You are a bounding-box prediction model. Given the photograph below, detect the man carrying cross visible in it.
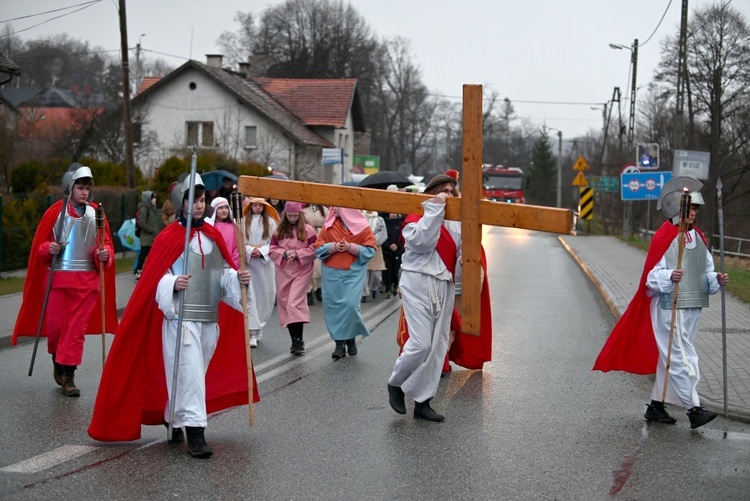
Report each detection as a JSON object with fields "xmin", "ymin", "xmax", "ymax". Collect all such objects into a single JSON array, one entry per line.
[{"xmin": 386, "ymin": 174, "xmax": 461, "ymax": 422}]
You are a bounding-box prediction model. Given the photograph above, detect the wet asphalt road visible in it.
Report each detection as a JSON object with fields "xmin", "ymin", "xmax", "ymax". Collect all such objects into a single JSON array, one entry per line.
[{"xmin": 1, "ymin": 226, "xmax": 748, "ymax": 500}]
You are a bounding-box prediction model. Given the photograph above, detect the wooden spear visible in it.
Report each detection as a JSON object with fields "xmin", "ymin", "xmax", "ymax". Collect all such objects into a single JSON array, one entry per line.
[
  {"xmin": 662, "ymin": 188, "xmax": 691, "ymax": 403},
  {"xmin": 231, "ymin": 190, "xmax": 255, "ymax": 426}
]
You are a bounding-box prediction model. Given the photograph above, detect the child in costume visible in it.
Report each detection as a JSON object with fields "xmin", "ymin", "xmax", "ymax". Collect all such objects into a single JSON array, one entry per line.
[
  {"xmin": 12, "ymin": 163, "xmax": 118, "ymax": 397},
  {"xmin": 89, "ymin": 173, "xmax": 258, "ymax": 459}
]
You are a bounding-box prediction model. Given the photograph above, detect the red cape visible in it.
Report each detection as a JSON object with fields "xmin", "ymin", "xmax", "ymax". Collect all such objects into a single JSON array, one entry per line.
[
  {"xmin": 12, "ymin": 199, "xmax": 118, "ymax": 345},
  {"xmin": 593, "ymin": 221, "xmax": 706, "ymax": 374},
  {"xmin": 396, "ymin": 222, "xmax": 492, "ymax": 371},
  {"xmin": 88, "ymin": 221, "xmax": 259, "ymax": 442}
]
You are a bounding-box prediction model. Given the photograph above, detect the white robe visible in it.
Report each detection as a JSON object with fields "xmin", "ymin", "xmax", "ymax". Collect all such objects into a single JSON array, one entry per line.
[
  {"xmin": 388, "ymin": 200, "xmax": 457, "ymax": 403},
  {"xmin": 155, "ymin": 232, "xmax": 244, "ymax": 428},
  {"xmin": 645, "ymin": 229, "xmax": 722, "ymax": 408},
  {"xmin": 245, "ymin": 214, "xmax": 277, "ymax": 333}
]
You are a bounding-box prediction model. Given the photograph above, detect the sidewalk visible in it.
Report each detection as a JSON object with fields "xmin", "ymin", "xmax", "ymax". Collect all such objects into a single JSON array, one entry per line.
[{"xmin": 560, "ymin": 234, "xmax": 750, "ymax": 421}]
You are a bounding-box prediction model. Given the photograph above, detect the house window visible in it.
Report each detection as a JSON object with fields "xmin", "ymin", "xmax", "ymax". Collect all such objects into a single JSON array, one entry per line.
[
  {"xmin": 186, "ymin": 121, "xmax": 214, "ymax": 147},
  {"xmin": 132, "ymin": 122, "xmax": 142, "ymax": 145},
  {"xmin": 244, "ymin": 125, "xmax": 257, "ymax": 149}
]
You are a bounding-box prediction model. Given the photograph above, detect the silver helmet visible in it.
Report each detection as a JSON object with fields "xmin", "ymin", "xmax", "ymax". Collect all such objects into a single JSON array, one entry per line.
[
  {"xmin": 657, "ymin": 176, "xmax": 703, "ymax": 219},
  {"xmin": 62, "ymin": 163, "xmax": 94, "ymax": 195},
  {"xmin": 170, "ymin": 172, "xmax": 205, "ymax": 217}
]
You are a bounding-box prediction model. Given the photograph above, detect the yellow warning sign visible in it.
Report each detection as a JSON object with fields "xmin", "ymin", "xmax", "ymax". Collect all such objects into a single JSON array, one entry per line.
[
  {"xmin": 573, "ymin": 156, "xmax": 589, "ymax": 171},
  {"xmin": 579, "ymin": 187, "xmax": 594, "ymax": 220},
  {"xmin": 572, "ymin": 171, "xmax": 588, "ymax": 187}
]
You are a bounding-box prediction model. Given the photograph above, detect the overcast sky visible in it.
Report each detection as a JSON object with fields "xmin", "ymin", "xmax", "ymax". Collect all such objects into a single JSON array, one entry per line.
[{"xmin": 3, "ymin": 0, "xmax": 748, "ymax": 139}]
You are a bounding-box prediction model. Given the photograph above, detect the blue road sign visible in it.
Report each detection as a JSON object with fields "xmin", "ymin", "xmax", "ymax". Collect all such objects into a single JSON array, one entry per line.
[{"xmin": 620, "ymin": 171, "xmax": 672, "ymax": 201}]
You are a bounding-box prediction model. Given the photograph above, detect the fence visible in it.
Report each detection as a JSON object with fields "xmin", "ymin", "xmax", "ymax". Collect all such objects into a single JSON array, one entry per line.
[
  {"xmin": 711, "ymin": 235, "xmax": 750, "ymax": 259},
  {"xmin": 0, "ymin": 190, "xmax": 140, "ymax": 272},
  {"xmin": 639, "ymin": 227, "xmax": 749, "ymax": 259}
]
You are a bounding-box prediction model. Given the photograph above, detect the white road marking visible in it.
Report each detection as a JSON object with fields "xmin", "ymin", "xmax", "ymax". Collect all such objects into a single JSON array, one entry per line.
[{"xmin": 1, "ymin": 445, "xmax": 98, "ymax": 474}]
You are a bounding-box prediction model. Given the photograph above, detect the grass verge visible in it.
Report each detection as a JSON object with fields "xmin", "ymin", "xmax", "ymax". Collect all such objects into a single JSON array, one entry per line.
[
  {"xmin": 621, "ymin": 236, "xmax": 750, "ymax": 304},
  {"xmin": 0, "ymin": 256, "xmax": 136, "ymax": 297}
]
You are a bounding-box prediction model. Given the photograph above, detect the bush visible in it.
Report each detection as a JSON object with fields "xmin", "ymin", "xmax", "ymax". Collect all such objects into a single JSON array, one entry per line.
[
  {"xmin": 1, "ymin": 195, "xmax": 42, "ymax": 271},
  {"xmin": 9, "ymin": 161, "xmax": 44, "ymax": 193}
]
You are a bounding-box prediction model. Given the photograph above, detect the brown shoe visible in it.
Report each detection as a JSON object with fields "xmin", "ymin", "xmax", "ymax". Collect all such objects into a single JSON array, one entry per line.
[{"xmin": 61, "ymin": 375, "xmax": 80, "ymax": 397}]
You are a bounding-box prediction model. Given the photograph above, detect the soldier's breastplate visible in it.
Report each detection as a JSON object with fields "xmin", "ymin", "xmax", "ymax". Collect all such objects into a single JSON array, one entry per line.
[
  {"xmin": 660, "ymin": 236, "xmax": 709, "ymax": 309},
  {"xmin": 54, "ymin": 205, "xmax": 97, "ymax": 271},
  {"xmin": 176, "ymin": 243, "xmax": 225, "ymax": 322}
]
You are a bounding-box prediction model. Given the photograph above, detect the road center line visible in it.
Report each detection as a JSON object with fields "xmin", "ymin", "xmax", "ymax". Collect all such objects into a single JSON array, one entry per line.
[{"xmin": 1, "ymin": 445, "xmax": 98, "ymax": 474}]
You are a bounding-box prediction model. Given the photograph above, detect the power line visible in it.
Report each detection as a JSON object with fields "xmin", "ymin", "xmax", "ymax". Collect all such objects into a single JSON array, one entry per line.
[
  {"xmin": 0, "ymin": 1, "xmax": 103, "ymax": 39},
  {"xmin": 427, "ymin": 93, "xmax": 605, "ymax": 106},
  {"xmin": 13, "ymin": 48, "xmax": 121, "ymax": 60},
  {"xmin": 0, "ymin": 1, "xmax": 102, "ymax": 24},
  {"xmin": 640, "ymin": 0, "xmax": 673, "ymax": 47}
]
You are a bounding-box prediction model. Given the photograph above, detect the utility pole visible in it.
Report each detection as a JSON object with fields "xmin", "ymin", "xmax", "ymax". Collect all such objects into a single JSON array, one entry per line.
[
  {"xmin": 624, "ymin": 39, "xmax": 638, "ymax": 239},
  {"xmin": 675, "ymin": 0, "xmax": 689, "ymax": 148},
  {"xmin": 119, "ymin": 0, "xmax": 136, "ymax": 188}
]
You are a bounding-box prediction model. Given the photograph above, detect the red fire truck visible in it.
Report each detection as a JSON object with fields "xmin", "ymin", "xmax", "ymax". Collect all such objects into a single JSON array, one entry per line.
[{"xmin": 482, "ymin": 165, "xmax": 526, "ymax": 203}]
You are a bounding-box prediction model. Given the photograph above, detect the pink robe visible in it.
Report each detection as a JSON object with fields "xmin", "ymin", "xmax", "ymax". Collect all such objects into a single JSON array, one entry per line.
[
  {"xmin": 213, "ymin": 220, "xmax": 240, "ymax": 268},
  {"xmin": 269, "ymin": 225, "xmax": 317, "ymax": 328}
]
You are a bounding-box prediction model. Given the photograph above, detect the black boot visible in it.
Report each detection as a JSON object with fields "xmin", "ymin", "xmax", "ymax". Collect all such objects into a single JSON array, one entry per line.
[
  {"xmin": 185, "ymin": 426, "xmax": 213, "ymax": 458},
  {"xmin": 307, "ymin": 291, "xmax": 314, "ymax": 305},
  {"xmin": 644, "ymin": 400, "xmax": 676, "ymax": 424},
  {"xmin": 332, "ymin": 341, "xmax": 347, "ymax": 359},
  {"xmin": 687, "ymin": 406, "xmax": 718, "ymax": 429},
  {"xmin": 61, "ymin": 366, "xmax": 80, "ymax": 397},
  {"xmin": 52, "ymin": 354, "xmax": 64, "ymax": 387},
  {"xmin": 387, "ymin": 384, "xmax": 406, "ymax": 414},
  {"xmin": 164, "ymin": 422, "xmax": 184, "ymax": 443},
  {"xmin": 315, "ymin": 288, "xmax": 322, "ymax": 302},
  {"xmin": 291, "ymin": 337, "xmax": 305, "ymax": 356},
  {"xmin": 346, "ymin": 338, "xmax": 358, "ymax": 356},
  {"xmin": 414, "ymin": 399, "xmax": 444, "ymax": 422}
]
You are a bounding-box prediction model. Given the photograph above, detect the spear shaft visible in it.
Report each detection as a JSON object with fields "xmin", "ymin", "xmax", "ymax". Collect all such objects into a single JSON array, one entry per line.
[
  {"xmin": 168, "ymin": 149, "xmax": 198, "ymax": 441},
  {"xmin": 717, "ymin": 177, "xmax": 727, "ymax": 417},
  {"xmin": 28, "ymin": 194, "xmax": 70, "ymax": 376}
]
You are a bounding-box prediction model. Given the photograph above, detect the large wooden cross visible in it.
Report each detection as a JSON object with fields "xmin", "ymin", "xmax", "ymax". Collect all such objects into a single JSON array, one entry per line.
[{"xmin": 238, "ymin": 85, "xmax": 572, "ymax": 335}]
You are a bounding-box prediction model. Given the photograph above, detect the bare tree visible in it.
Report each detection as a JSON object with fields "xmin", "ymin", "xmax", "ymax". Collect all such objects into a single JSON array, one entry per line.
[{"xmin": 653, "ymin": 3, "xmax": 750, "ymax": 237}]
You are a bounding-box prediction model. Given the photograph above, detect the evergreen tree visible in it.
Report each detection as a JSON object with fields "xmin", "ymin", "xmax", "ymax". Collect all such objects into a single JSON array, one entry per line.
[{"xmin": 528, "ymin": 128, "xmax": 557, "ymax": 206}]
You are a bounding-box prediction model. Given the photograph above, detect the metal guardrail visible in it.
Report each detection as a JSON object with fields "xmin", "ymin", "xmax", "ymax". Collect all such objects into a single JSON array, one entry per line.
[
  {"xmin": 711, "ymin": 235, "xmax": 750, "ymax": 259},
  {"xmin": 639, "ymin": 228, "xmax": 749, "ymax": 259}
]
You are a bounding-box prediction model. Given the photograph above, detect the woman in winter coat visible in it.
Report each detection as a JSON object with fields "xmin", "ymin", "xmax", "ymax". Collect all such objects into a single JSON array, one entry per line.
[{"xmin": 135, "ymin": 190, "xmax": 164, "ymax": 277}]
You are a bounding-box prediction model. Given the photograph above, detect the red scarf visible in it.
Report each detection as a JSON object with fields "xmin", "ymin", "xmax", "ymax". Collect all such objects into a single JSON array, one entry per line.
[{"xmin": 401, "ymin": 213, "xmax": 457, "ymax": 277}]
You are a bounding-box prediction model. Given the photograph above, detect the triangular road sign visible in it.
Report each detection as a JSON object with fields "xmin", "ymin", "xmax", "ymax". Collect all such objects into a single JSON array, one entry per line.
[
  {"xmin": 573, "ymin": 156, "xmax": 589, "ymax": 171},
  {"xmin": 572, "ymin": 171, "xmax": 589, "ymax": 187}
]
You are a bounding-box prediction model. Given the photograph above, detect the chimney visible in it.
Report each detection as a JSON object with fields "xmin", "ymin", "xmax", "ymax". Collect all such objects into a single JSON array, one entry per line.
[
  {"xmin": 206, "ymin": 54, "xmax": 224, "ymax": 68},
  {"xmin": 238, "ymin": 62, "xmax": 250, "ymax": 78},
  {"xmin": 246, "ymin": 53, "xmax": 270, "ymax": 78}
]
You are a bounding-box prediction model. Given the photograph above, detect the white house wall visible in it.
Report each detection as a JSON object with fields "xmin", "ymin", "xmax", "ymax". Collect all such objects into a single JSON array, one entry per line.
[
  {"xmin": 134, "ymin": 70, "xmax": 296, "ymax": 177},
  {"xmin": 310, "ymin": 109, "xmax": 356, "ymax": 183}
]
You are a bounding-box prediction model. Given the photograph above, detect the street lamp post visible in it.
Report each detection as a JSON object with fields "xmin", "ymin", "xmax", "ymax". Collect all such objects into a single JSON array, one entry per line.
[
  {"xmin": 556, "ymin": 130, "xmax": 562, "ymax": 208},
  {"xmin": 548, "ymin": 127, "xmax": 564, "ymax": 208},
  {"xmin": 610, "ymin": 39, "xmax": 639, "ymax": 238}
]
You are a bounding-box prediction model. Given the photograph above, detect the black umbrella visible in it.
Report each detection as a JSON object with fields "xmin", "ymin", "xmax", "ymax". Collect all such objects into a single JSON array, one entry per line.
[{"xmin": 359, "ymin": 170, "xmax": 412, "ymax": 189}]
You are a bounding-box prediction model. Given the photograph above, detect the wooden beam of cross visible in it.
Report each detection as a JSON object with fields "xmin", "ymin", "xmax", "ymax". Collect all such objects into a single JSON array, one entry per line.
[{"xmin": 238, "ymin": 85, "xmax": 572, "ymax": 335}]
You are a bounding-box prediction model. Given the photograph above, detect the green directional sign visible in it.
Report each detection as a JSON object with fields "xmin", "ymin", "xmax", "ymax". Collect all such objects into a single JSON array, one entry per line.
[{"xmin": 588, "ymin": 176, "xmax": 619, "ymax": 192}]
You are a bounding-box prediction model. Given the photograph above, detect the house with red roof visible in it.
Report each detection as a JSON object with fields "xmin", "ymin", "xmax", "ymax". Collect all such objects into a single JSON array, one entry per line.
[{"xmin": 132, "ymin": 55, "xmax": 365, "ymax": 182}]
